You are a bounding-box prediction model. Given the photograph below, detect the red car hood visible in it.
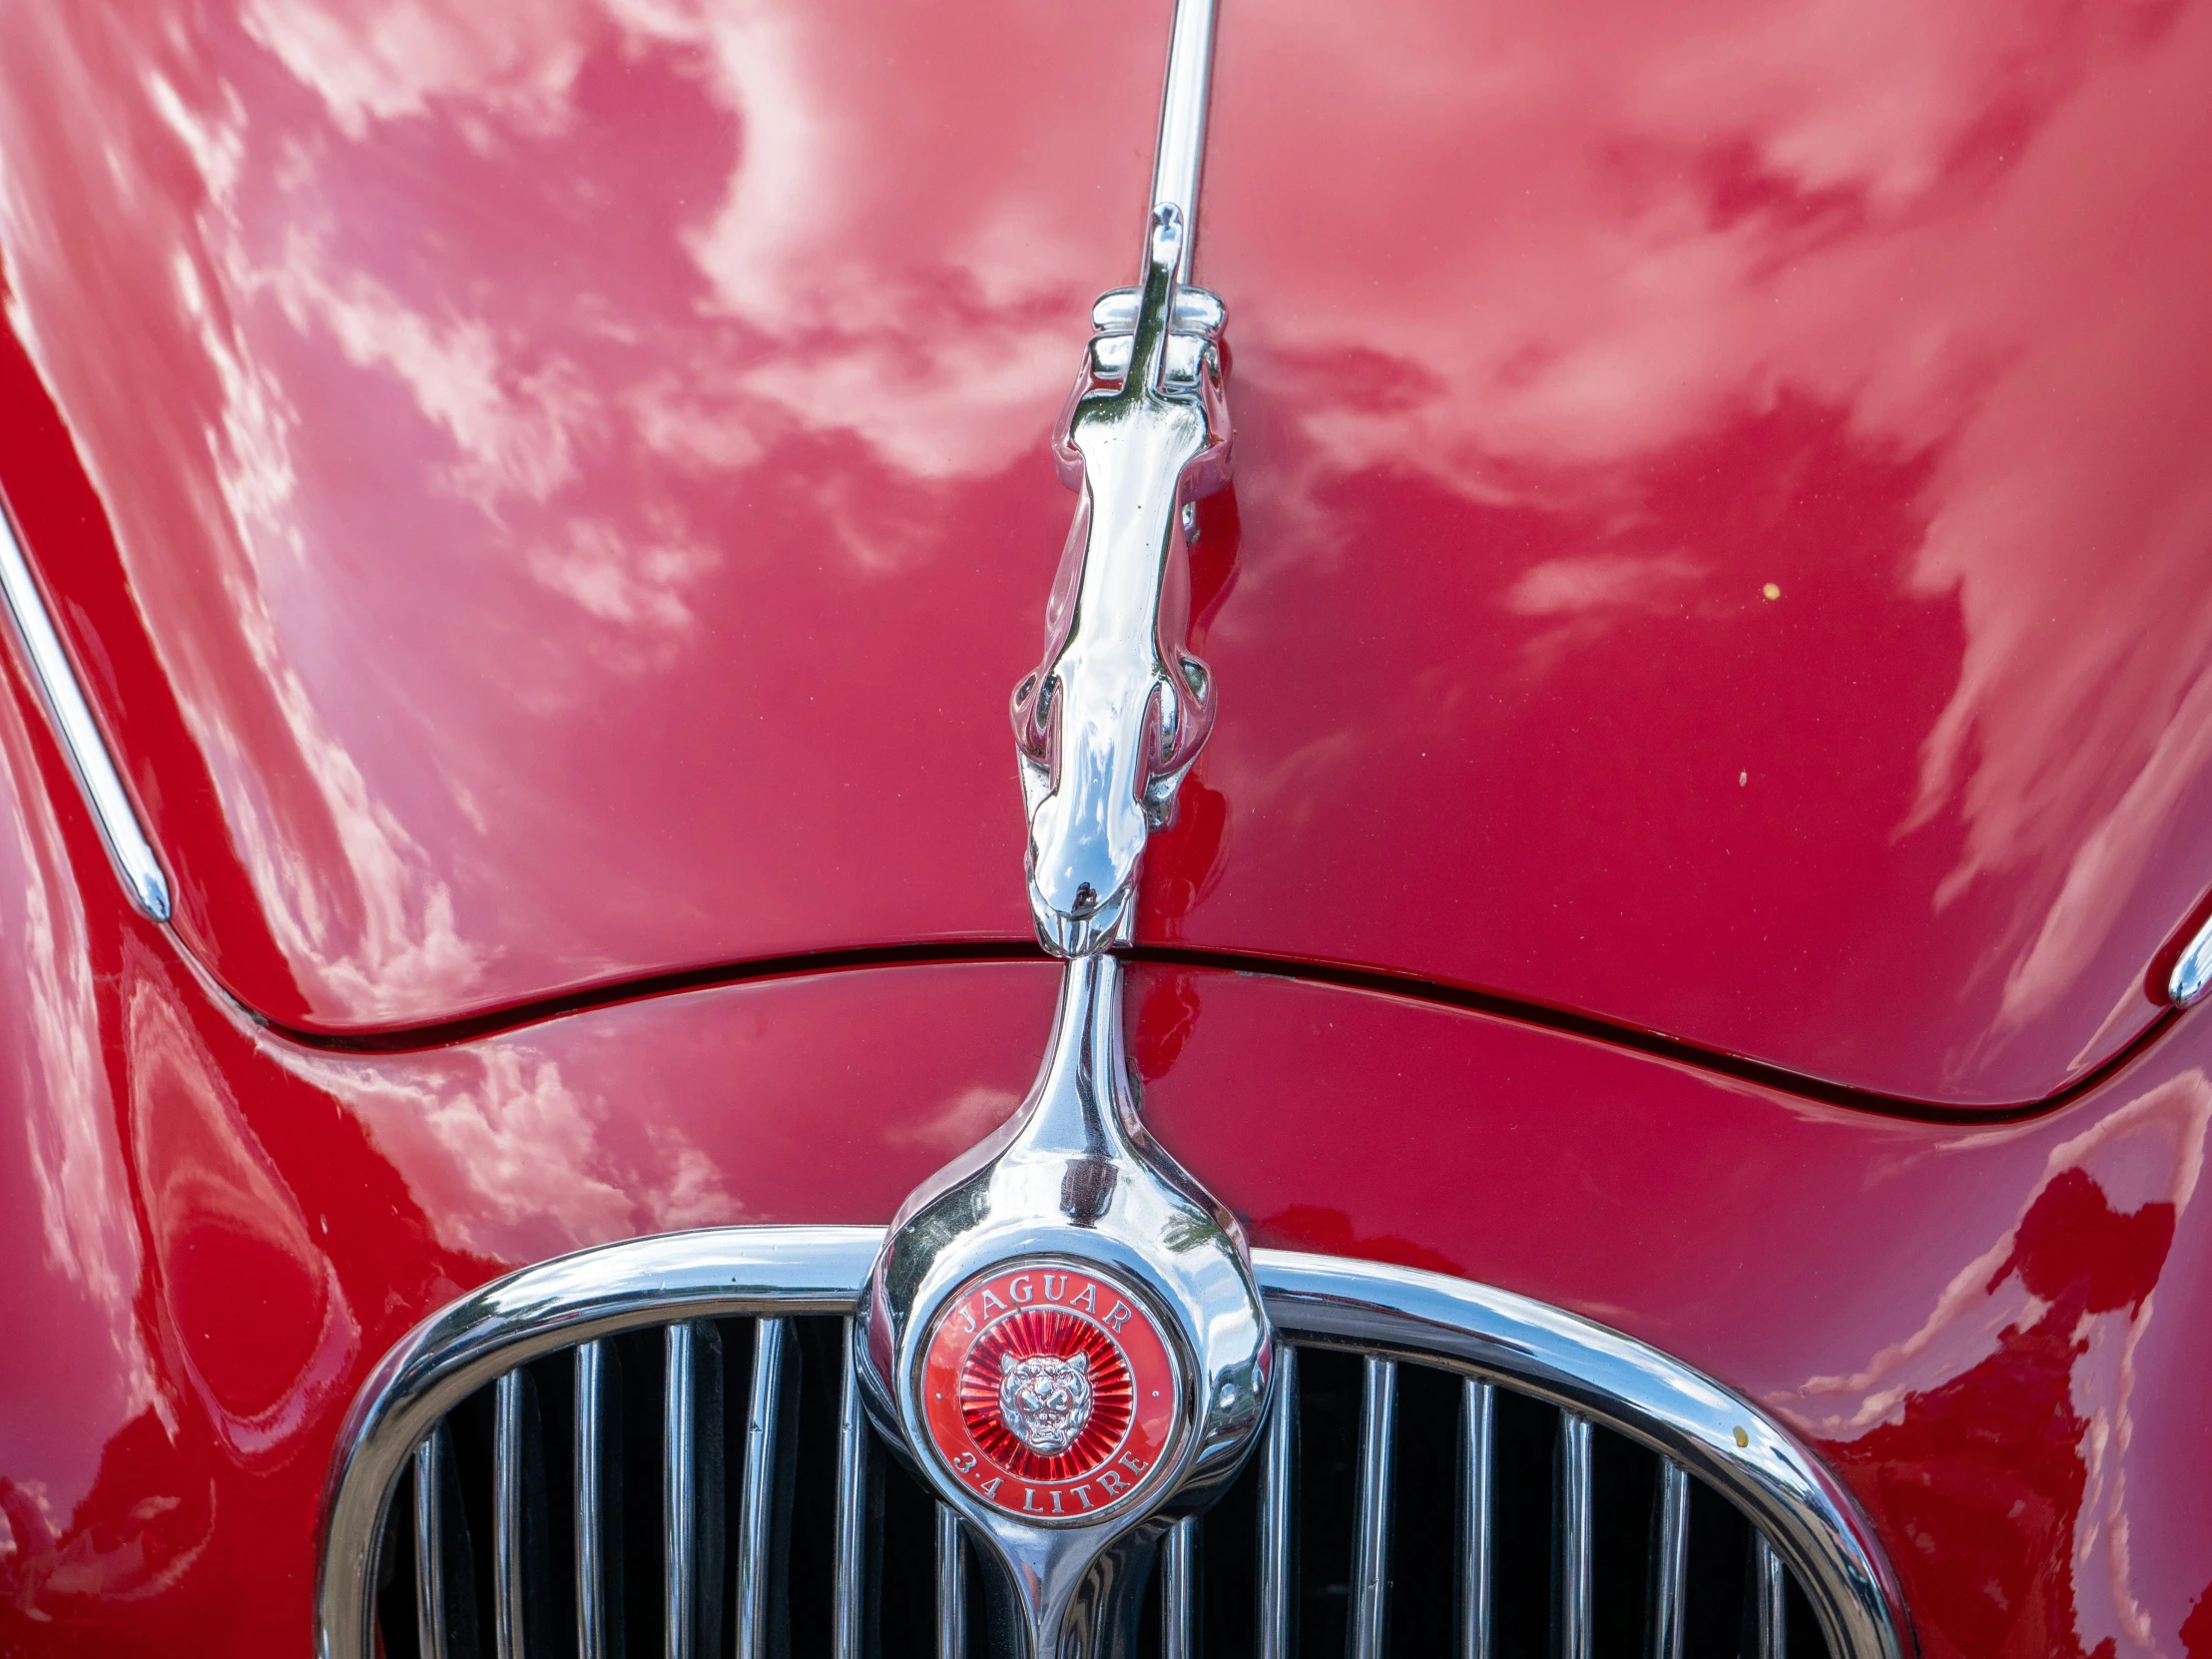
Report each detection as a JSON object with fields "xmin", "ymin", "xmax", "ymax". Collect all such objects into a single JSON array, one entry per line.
[{"xmin": 4, "ymin": 0, "xmax": 2212, "ymax": 1108}]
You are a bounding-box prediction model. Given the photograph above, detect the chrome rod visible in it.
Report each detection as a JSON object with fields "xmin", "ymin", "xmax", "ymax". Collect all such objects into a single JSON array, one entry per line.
[
  {"xmin": 0, "ymin": 500, "xmax": 170, "ymax": 918},
  {"xmin": 1352, "ymin": 1355, "xmax": 1398, "ymax": 1659},
  {"xmin": 935, "ymin": 1506, "xmax": 966, "ymax": 1659},
  {"xmin": 1754, "ymin": 1534, "xmax": 1788, "ymax": 1659},
  {"xmin": 576, "ymin": 1343, "xmax": 608, "ymax": 1659},
  {"xmin": 1256, "ymin": 1345, "xmax": 1297, "ymax": 1659},
  {"xmin": 1554, "ymin": 1412, "xmax": 1594, "ymax": 1659},
  {"xmin": 413, "ymin": 1431, "xmax": 449, "ymax": 1659},
  {"xmin": 736, "ymin": 1319, "xmax": 788, "ymax": 1659},
  {"xmin": 1147, "ymin": 0, "xmax": 1219, "ymax": 279},
  {"xmin": 833, "ymin": 1321, "xmax": 867, "ymax": 1659},
  {"xmin": 1648, "ymin": 1460, "xmax": 1689, "ymax": 1659},
  {"xmin": 665, "ymin": 1324, "xmax": 696, "ymax": 1659},
  {"xmin": 494, "ymin": 1372, "xmax": 526, "ymax": 1659},
  {"xmin": 1459, "ymin": 1379, "xmax": 1494, "ymax": 1659},
  {"xmin": 1163, "ymin": 1516, "xmax": 1198, "ymax": 1659}
]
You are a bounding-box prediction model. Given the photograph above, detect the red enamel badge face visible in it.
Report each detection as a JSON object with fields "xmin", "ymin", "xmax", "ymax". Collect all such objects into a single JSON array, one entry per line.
[{"xmin": 920, "ymin": 1261, "xmax": 1182, "ymax": 1522}]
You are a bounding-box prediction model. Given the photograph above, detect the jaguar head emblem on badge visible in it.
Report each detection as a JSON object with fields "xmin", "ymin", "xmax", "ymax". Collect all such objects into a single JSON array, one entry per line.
[
  {"xmin": 999, "ymin": 1349, "xmax": 1094, "ymax": 1459},
  {"xmin": 921, "ymin": 1262, "xmax": 1180, "ymax": 1521},
  {"xmin": 856, "ymin": 2, "xmax": 1271, "ymax": 1649}
]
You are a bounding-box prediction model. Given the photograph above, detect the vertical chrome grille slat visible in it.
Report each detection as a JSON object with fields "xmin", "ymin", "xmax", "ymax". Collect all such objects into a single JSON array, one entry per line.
[
  {"xmin": 833, "ymin": 1320, "xmax": 868, "ymax": 1659},
  {"xmin": 1351, "ymin": 1355, "xmax": 1398, "ymax": 1659},
  {"xmin": 1162, "ymin": 1516, "xmax": 1198, "ymax": 1659},
  {"xmin": 1754, "ymin": 1533, "xmax": 1787, "ymax": 1659},
  {"xmin": 575, "ymin": 1342, "xmax": 608, "ymax": 1659},
  {"xmin": 1458, "ymin": 1379, "xmax": 1494, "ymax": 1659},
  {"xmin": 413, "ymin": 1431, "xmax": 450, "ymax": 1659},
  {"xmin": 1256, "ymin": 1344, "xmax": 1297, "ymax": 1659},
  {"xmin": 664, "ymin": 1324, "xmax": 697, "ymax": 1659},
  {"xmin": 1648, "ymin": 1459, "xmax": 1689, "ymax": 1659},
  {"xmin": 736, "ymin": 1318, "xmax": 789, "ymax": 1659},
  {"xmin": 936, "ymin": 1505, "xmax": 966, "ymax": 1659},
  {"xmin": 1553, "ymin": 1411, "xmax": 1594, "ymax": 1659},
  {"xmin": 494, "ymin": 1372, "xmax": 526, "ymax": 1659}
]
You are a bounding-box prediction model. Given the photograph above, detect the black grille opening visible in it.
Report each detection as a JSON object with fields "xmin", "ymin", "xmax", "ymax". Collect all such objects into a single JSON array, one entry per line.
[{"xmin": 370, "ymin": 1327, "xmax": 1844, "ymax": 1659}]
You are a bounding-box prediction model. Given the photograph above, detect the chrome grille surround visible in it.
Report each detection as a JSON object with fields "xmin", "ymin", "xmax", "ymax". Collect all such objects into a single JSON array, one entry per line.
[{"xmin": 315, "ymin": 1227, "xmax": 1911, "ymax": 1659}]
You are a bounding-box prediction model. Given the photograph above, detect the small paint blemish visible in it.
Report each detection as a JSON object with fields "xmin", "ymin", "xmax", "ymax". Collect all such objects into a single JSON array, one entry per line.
[
  {"xmin": 1739, "ymin": 772, "xmax": 1747, "ymax": 787},
  {"xmin": 1762, "ymin": 583, "xmax": 1781, "ymax": 601}
]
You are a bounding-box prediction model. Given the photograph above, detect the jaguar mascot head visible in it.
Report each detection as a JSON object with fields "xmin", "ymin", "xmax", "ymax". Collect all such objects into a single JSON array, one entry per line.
[{"xmin": 998, "ymin": 1349, "xmax": 1095, "ymax": 1456}]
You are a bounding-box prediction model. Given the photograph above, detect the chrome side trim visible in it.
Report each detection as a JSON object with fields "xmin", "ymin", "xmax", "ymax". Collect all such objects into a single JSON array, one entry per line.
[
  {"xmin": 1255, "ymin": 1343, "xmax": 1296, "ymax": 1659},
  {"xmin": 1161, "ymin": 1517, "xmax": 1197, "ymax": 1659},
  {"xmin": 493, "ymin": 1372, "xmax": 525, "ymax": 1659},
  {"xmin": 1554, "ymin": 1411, "xmax": 1594, "ymax": 1659},
  {"xmin": 833, "ymin": 1321, "xmax": 868, "ymax": 1659},
  {"xmin": 575, "ymin": 1343, "xmax": 609, "ymax": 1659},
  {"xmin": 936, "ymin": 1506, "xmax": 966, "ymax": 1659},
  {"xmin": 1148, "ymin": 0, "xmax": 1217, "ymax": 280},
  {"xmin": 735, "ymin": 1318, "xmax": 788, "ymax": 1659},
  {"xmin": 1458, "ymin": 1379, "xmax": 1493, "ymax": 1659},
  {"xmin": 0, "ymin": 500, "xmax": 170, "ymax": 919},
  {"xmin": 1256, "ymin": 1250, "xmax": 1911, "ymax": 1659},
  {"xmin": 317, "ymin": 1229, "xmax": 1910, "ymax": 1659},
  {"xmin": 1648, "ymin": 1458, "xmax": 1690, "ymax": 1659},
  {"xmin": 2171, "ymin": 914, "xmax": 2212, "ymax": 1005},
  {"xmin": 413, "ymin": 1432, "xmax": 450, "ymax": 1659},
  {"xmin": 1351, "ymin": 1356, "xmax": 1396, "ymax": 1659}
]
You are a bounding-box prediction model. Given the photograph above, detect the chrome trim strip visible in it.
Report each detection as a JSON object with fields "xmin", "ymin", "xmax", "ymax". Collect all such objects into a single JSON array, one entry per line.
[
  {"xmin": 1350, "ymin": 1356, "xmax": 1396, "ymax": 1659},
  {"xmin": 735, "ymin": 1318, "xmax": 788, "ymax": 1659},
  {"xmin": 0, "ymin": 501, "xmax": 170, "ymax": 920},
  {"xmin": 1648, "ymin": 1458, "xmax": 1690, "ymax": 1659},
  {"xmin": 1161, "ymin": 1516, "xmax": 1197, "ymax": 1659},
  {"xmin": 1754, "ymin": 1534, "xmax": 1787, "ymax": 1659},
  {"xmin": 833, "ymin": 1320, "xmax": 867, "ymax": 1659},
  {"xmin": 317, "ymin": 1229, "xmax": 1910, "ymax": 1659},
  {"xmin": 1459, "ymin": 1378, "xmax": 1493, "ymax": 1659},
  {"xmin": 412, "ymin": 1432, "xmax": 449, "ymax": 1659},
  {"xmin": 575, "ymin": 1343, "xmax": 608, "ymax": 1659},
  {"xmin": 1554, "ymin": 1411, "xmax": 1593, "ymax": 1659},
  {"xmin": 494, "ymin": 1372, "xmax": 525, "ymax": 1659},
  {"xmin": 1255, "ymin": 1343, "xmax": 1296, "ymax": 1659},
  {"xmin": 1148, "ymin": 0, "xmax": 1217, "ymax": 281},
  {"xmin": 665, "ymin": 1324, "xmax": 697, "ymax": 1659},
  {"xmin": 2171, "ymin": 914, "xmax": 2212, "ymax": 1005},
  {"xmin": 935, "ymin": 1506, "xmax": 966, "ymax": 1659},
  {"xmin": 1257, "ymin": 1249, "xmax": 1911, "ymax": 1659}
]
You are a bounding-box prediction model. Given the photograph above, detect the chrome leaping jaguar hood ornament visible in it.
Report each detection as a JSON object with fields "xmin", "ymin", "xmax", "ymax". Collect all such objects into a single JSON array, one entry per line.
[
  {"xmin": 1011, "ymin": 198, "xmax": 1229, "ymax": 956},
  {"xmin": 858, "ymin": 3, "xmax": 1271, "ymax": 1653}
]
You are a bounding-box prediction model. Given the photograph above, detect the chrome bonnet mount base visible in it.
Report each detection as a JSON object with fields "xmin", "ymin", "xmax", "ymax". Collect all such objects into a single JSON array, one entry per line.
[{"xmin": 856, "ymin": 953, "xmax": 1269, "ymax": 1657}]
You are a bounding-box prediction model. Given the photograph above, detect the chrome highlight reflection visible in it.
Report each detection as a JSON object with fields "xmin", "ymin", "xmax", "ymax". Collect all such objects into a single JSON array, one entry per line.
[
  {"xmin": 2169, "ymin": 914, "xmax": 2212, "ymax": 1005},
  {"xmin": 0, "ymin": 499, "xmax": 171, "ymax": 919}
]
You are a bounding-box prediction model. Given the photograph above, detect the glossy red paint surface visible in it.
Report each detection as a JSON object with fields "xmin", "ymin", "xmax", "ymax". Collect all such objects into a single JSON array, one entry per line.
[
  {"xmin": 3, "ymin": 1, "xmax": 2211, "ymax": 1103},
  {"xmin": 4, "ymin": 618, "xmax": 2212, "ymax": 1657}
]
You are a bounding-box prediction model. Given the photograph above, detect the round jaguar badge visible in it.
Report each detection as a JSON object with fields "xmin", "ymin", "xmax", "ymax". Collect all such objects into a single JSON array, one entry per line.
[{"xmin": 920, "ymin": 1261, "xmax": 1182, "ymax": 1522}]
